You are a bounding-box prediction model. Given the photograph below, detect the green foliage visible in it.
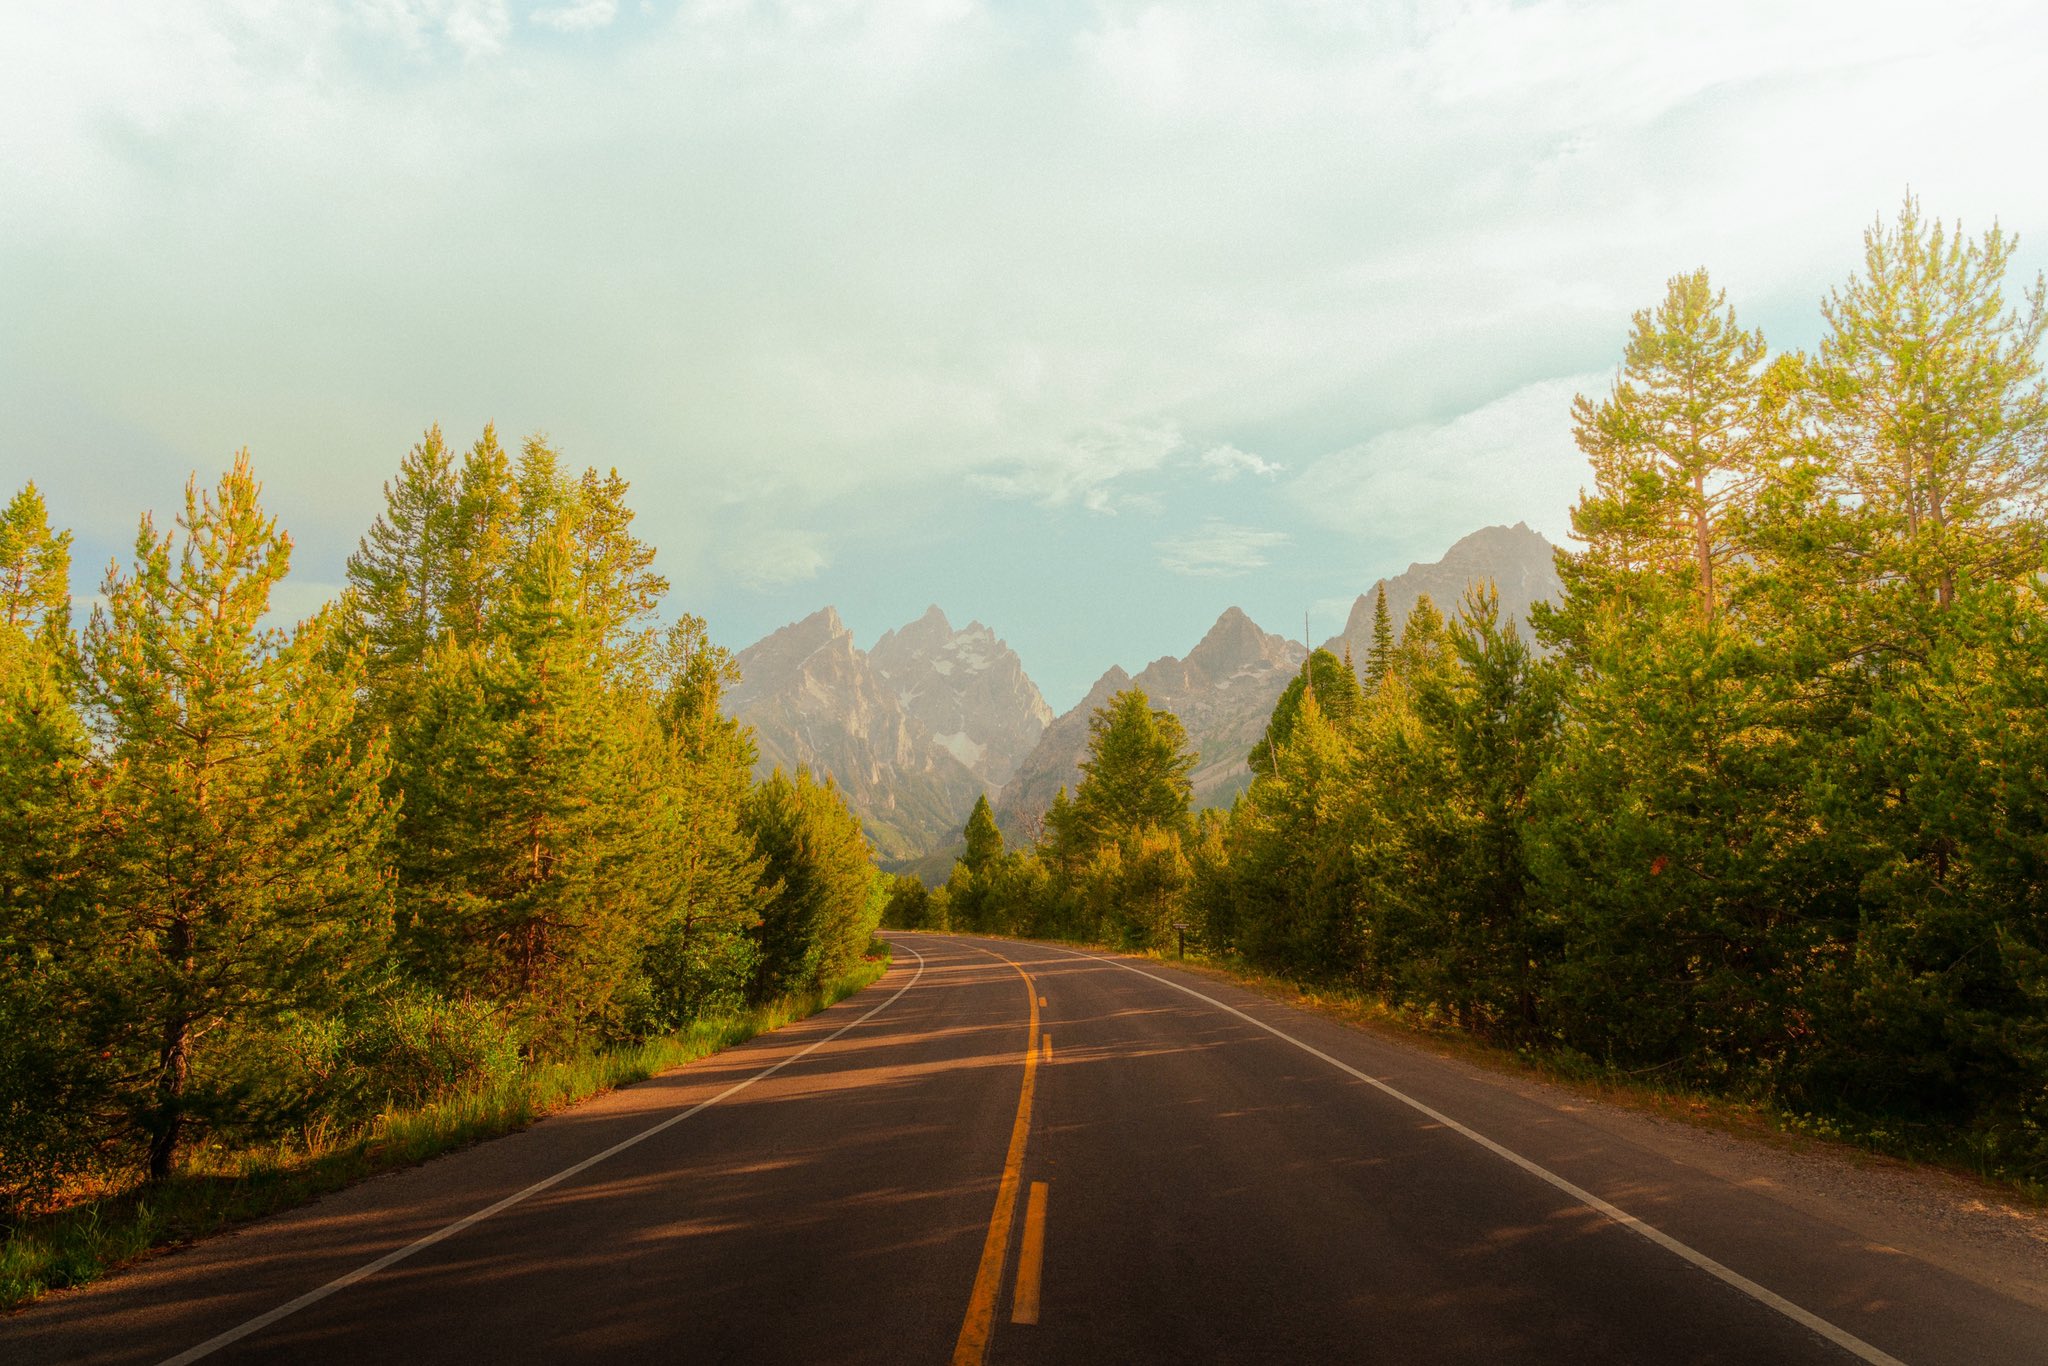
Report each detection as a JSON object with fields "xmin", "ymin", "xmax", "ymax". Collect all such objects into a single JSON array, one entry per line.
[
  {"xmin": 79, "ymin": 455, "xmax": 397, "ymax": 1178},
  {"xmin": 243, "ymin": 986, "xmax": 524, "ymax": 1130},
  {"xmin": 340, "ymin": 425, "xmax": 458, "ymax": 695},
  {"xmin": 0, "ymin": 430, "xmax": 884, "ymax": 1213},
  {"xmin": 880, "ymin": 873, "xmax": 943, "ymax": 930},
  {"xmin": 987, "ymin": 199, "xmax": 2048, "ymax": 1181},
  {"xmin": 1249, "ymin": 648, "xmax": 1362, "ymax": 778},
  {"xmin": 0, "ymin": 483, "xmax": 72, "ymax": 642},
  {"xmin": 1558, "ymin": 267, "xmax": 1767, "ymax": 627},
  {"xmin": 1812, "ymin": 194, "xmax": 2047, "ymax": 614},
  {"xmin": 1216, "ymin": 688, "xmax": 1364, "ymax": 972},
  {"xmin": 963, "ymin": 793, "xmax": 1004, "ymax": 873},
  {"xmin": 0, "ymin": 488, "xmax": 100, "ymax": 1220},
  {"xmin": 1053, "ymin": 688, "xmax": 1196, "ymax": 859},
  {"xmin": 746, "ymin": 769, "xmax": 881, "ymax": 1000},
  {"xmin": 1365, "ymin": 584, "xmax": 1395, "ymax": 686},
  {"xmin": 0, "ymin": 959, "xmax": 886, "ymax": 1311},
  {"xmin": 391, "ymin": 630, "xmax": 652, "ymax": 1049},
  {"xmin": 11, "ymin": 193, "xmax": 2048, "ymax": 1226}
]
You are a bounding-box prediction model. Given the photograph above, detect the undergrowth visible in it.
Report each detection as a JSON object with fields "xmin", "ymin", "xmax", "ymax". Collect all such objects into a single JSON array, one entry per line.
[{"xmin": 0, "ymin": 955, "xmax": 889, "ymax": 1313}]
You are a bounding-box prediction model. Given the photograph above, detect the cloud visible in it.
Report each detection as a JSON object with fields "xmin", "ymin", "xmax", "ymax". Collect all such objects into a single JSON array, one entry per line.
[
  {"xmin": 1156, "ymin": 520, "xmax": 1290, "ymax": 578},
  {"xmin": 531, "ymin": 0, "xmax": 617, "ymax": 34},
  {"xmin": 1197, "ymin": 444, "xmax": 1283, "ymax": 481},
  {"xmin": 4, "ymin": 0, "xmax": 2047, "ymax": 670},
  {"xmin": 1288, "ymin": 373, "xmax": 1608, "ymax": 552},
  {"xmin": 720, "ymin": 528, "xmax": 829, "ymax": 589},
  {"xmin": 975, "ymin": 423, "xmax": 1183, "ymax": 515}
]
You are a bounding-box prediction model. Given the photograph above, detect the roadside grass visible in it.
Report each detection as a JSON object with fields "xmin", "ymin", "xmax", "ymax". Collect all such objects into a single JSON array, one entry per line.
[
  {"xmin": 1134, "ymin": 944, "xmax": 2048, "ymax": 1207},
  {"xmin": 0, "ymin": 952, "xmax": 891, "ymax": 1313}
]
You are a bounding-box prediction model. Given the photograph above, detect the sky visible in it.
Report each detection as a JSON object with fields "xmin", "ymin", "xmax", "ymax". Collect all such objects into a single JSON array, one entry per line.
[{"xmin": 5, "ymin": 0, "xmax": 2047, "ymax": 709}]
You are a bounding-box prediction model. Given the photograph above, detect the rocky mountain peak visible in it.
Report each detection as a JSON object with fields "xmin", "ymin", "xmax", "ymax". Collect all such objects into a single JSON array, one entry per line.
[
  {"xmin": 726, "ymin": 605, "xmax": 1054, "ymax": 861},
  {"xmin": 869, "ymin": 606, "xmax": 1052, "ymax": 789},
  {"xmin": 794, "ymin": 604, "xmax": 847, "ymax": 638},
  {"xmin": 1328, "ymin": 523, "xmax": 1563, "ymax": 663},
  {"xmin": 998, "ymin": 614, "xmax": 1304, "ymax": 835},
  {"xmin": 1186, "ymin": 605, "xmax": 1294, "ymax": 678}
]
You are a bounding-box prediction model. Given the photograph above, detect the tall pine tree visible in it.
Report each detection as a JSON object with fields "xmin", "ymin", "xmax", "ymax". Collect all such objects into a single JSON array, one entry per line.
[{"xmin": 82, "ymin": 455, "xmax": 394, "ymax": 1177}]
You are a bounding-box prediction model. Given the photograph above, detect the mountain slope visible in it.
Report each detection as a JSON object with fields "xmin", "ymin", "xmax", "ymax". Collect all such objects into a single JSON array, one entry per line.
[
  {"xmin": 726, "ymin": 608, "xmax": 982, "ymax": 862},
  {"xmin": 867, "ymin": 606, "xmax": 1052, "ymax": 789},
  {"xmin": 994, "ymin": 607, "xmax": 1306, "ymax": 834},
  {"xmin": 1324, "ymin": 522, "xmax": 1563, "ymax": 660}
]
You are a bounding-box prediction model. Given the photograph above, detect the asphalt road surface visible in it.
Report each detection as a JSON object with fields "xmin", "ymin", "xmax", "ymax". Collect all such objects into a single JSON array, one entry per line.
[{"xmin": 5, "ymin": 932, "xmax": 2043, "ymax": 1365}]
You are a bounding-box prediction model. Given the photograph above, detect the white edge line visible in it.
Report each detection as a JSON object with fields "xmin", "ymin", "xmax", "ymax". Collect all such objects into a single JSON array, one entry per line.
[
  {"xmin": 159, "ymin": 945, "xmax": 928, "ymax": 1366},
  {"xmin": 1023, "ymin": 939, "xmax": 1908, "ymax": 1366}
]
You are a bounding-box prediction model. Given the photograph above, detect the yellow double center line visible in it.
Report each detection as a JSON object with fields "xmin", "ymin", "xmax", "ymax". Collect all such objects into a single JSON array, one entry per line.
[{"xmin": 951, "ymin": 955, "xmax": 1041, "ymax": 1365}]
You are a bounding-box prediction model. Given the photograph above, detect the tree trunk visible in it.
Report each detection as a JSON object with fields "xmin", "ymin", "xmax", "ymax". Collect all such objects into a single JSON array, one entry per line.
[
  {"xmin": 148, "ymin": 1011, "xmax": 191, "ymax": 1181},
  {"xmin": 1693, "ymin": 474, "xmax": 1715, "ymax": 625}
]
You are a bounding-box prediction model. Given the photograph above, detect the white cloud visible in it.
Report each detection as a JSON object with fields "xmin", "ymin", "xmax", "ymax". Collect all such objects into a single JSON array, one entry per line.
[
  {"xmin": 1198, "ymin": 444, "xmax": 1283, "ymax": 481},
  {"xmin": 1156, "ymin": 520, "xmax": 1290, "ymax": 578},
  {"xmin": 975, "ymin": 423, "xmax": 1183, "ymax": 515},
  {"xmin": 1288, "ymin": 373, "xmax": 1608, "ymax": 552},
  {"xmin": 720, "ymin": 528, "xmax": 829, "ymax": 589},
  {"xmin": 4, "ymin": 0, "xmax": 2048, "ymax": 615},
  {"xmin": 531, "ymin": 0, "xmax": 617, "ymax": 34}
]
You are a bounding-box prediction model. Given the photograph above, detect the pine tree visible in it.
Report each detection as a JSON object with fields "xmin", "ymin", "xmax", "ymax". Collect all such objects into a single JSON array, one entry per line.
[
  {"xmin": 636, "ymin": 618, "xmax": 767, "ymax": 1028},
  {"xmin": 394, "ymin": 534, "xmax": 648, "ymax": 1046},
  {"xmin": 81, "ymin": 455, "xmax": 395, "ymax": 1178},
  {"xmin": 573, "ymin": 466, "xmax": 669, "ymax": 673},
  {"xmin": 1780, "ymin": 199, "xmax": 2048, "ymax": 1128},
  {"xmin": 1228, "ymin": 686, "xmax": 1362, "ymax": 972},
  {"xmin": 746, "ymin": 769, "xmax": 879, "ymax": 1000},
  {"xmin": 1068, "ymin": 689, "xmax": 1197, "ymax": 853},
  {"xmin": 1250, "ymin": 648, "xmax": 1362, "ymax": 777},
  {"xmin": 1814, "ymin": 194, "xmax": 2048, "ymax": 615},
  {"xmin": 1561, "ymin": 269, "xmax": 1768, "ymax": 628},
  {"xmin": 1359, "ymin": 586, "xmax": 1558, "ymax": 1033},
  {"xmin": 347, "ymin": 428, "xmax": 456, "ymax": 661},
  {"xmin": 445, "ymin": 425, "xmax": 518, "ymax": 644},
  {"xmin": 1365, "ymin": 584, "xmax": 1395, "ymax": 685},
  {"xmin": 0, "ymin": 483, "xmax": 72, "ymax": 642},
  {"xmin": 377, "ymin": 435, "xmax": 689, "ymax": 1046},
  {"xmin": 0, "ymin": 484, "xmax": 98, "ymax": 1212},
  {"xmin": 342, "ymin": 426, "xmax": 457, "ymax": 693},
  {"xmin": 963, "ymin": 793, "xmax": 1004, "ymax": 874},
  {"xmin": 1393, "ymin": 593, "xmax": 1448, "ymax": 679}
]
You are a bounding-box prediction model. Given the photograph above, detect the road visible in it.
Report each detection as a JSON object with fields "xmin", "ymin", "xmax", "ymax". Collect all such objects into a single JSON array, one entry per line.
[{"xmin": 5, "ymin": 932, "xmax": 2044, "ymax": 1365}]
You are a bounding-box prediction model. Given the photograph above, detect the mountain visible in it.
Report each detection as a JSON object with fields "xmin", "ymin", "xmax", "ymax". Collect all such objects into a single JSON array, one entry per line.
[
  {"xmin": 995, "ymin": 607, "xmax": 1306, "ymax": 835},
  {"xmin": 726, "ymin": 608, "xmax": 983, "ymax": 862},
  {"xmin": 1324, "ymin": 522, "xmax": 1563, "ymax": 661},
  {"xmin": 725, "ymin": 606, "xmax": 1054, "ymax": 862},
  {"xmin": 867, "ymin": 606, "xmax": 1053, "ymax": 789},
  {"xmin": 727, "ymin": 526, "xmax": 1561, "ymax": 859}
]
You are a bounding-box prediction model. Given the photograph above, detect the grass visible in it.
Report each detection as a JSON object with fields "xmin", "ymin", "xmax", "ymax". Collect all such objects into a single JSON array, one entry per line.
[{"xmin": 0, "ymin": 951, "xmax": 891, "ymax": 1314}]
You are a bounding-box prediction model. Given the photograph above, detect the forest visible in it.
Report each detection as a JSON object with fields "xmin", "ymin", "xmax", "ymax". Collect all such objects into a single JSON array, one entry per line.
[
  {"xmin": 3, "ymin": 191, "xmax": 2043, "ymax": 1236},
  {"xmin": 893, "ymin": 197, "xmax": 2048, "ymax": 1177},
  {"xmin": 0, "ymin": 432, "xmax": 884, "ymax": 1226}
]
